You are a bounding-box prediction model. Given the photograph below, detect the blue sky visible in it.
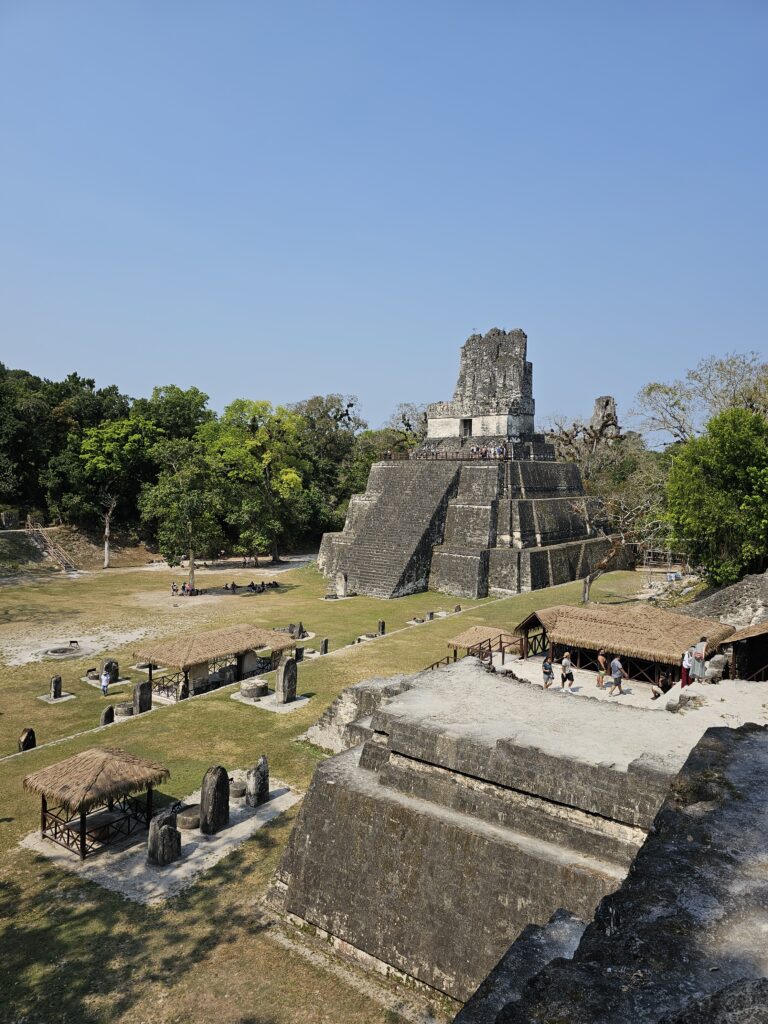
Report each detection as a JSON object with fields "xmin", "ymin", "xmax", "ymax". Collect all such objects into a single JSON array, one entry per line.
[{"xmin": 1, "ymin": 1, "xmax": 766, "ymax": 429}]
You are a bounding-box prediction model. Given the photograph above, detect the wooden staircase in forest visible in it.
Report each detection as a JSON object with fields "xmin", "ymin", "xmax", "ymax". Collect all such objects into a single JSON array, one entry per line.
[{"xmin": 26, "ymin": 522, "xmax": 78, "ymax": 572}]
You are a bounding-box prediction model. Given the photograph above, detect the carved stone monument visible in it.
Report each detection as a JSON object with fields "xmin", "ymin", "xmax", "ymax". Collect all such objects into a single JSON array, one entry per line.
[
  {"xmin": 275, "ymin": 657, "xmax": 297, "ymax": 704},
  {"xmin": 102, "ymin": 659, "xmax": 119, "ymax": 684},
  {"xmin": 200, "ymin": 766, "xmax": 229, "ymax": 835},
  {"xmin": 246, "ymin": 755, "xmax": 270, "ymax": 807},
  {"xmin": 147, "ymin": 808, "xmax": 182, "ymax": 866},
  {"xmin": 49, "ymin": 675, "xmax": 62, "ymax": 700},
  {"xmin": 318, "ymin": 327, "xmax": 625, "ymax": 598},
  {"xmin": 100, "ymin": 704, "xmax": 115, "ymax": 726},
  {"xmin": 18, "ymin": 728, "xmax": 36, "ymax": 752},
  {"xmin": 133, "ymin": 680, "xmax": 152, "ymax": 715}
]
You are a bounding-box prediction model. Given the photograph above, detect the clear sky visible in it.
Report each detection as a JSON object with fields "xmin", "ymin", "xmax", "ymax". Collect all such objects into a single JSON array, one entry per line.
[{"xmin": 1, "ymin": 1, "xmax": 766, "ymax": 429}]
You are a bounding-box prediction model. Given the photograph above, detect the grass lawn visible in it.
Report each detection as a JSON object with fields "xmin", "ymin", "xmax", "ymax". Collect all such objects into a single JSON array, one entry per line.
[{"xmin": 0, "ymin": 564, "xmax": 642, "ymax": 1024}]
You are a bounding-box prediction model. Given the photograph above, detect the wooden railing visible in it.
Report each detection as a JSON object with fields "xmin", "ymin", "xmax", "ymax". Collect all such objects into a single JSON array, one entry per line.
[
  {"xmin": 425, "ymin": 633, "xmax": 520, "ymax": 672},
  {"xmin": 26, "ymin": 521, "xmax": 78, "ymax": 571}
]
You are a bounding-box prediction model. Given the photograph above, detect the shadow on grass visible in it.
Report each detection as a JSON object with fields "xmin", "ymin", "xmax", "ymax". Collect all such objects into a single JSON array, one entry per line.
[{"xmin": 1, "ymin": 820, "xmax": 283, "ymax": 1024}]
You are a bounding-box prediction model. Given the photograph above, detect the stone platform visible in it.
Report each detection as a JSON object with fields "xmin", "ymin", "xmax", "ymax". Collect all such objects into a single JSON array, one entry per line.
[{"xmin": 275, "ymin": 661, "xmax": 768, "ymax": 1001}]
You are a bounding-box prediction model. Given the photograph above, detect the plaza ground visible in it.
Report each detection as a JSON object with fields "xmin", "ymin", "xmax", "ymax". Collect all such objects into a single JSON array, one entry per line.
[{"xmin": 1, "ymin": 561, "xmax": 650, "ymax": 1024}]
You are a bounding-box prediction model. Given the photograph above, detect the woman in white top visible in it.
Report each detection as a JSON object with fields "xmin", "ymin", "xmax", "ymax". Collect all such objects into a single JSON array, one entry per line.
[{"xmin": 561, "ymin": 652, "xmax": 574, "ymax": 690}]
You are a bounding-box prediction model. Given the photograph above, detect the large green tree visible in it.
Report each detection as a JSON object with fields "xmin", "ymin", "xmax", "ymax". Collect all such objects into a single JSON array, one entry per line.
[
  {"xmin": 139, "ymin": 438, "xmax": 224, "ymax": 589},
  {"xmin": 132, "ymin": 385, "xmax": 214, "ymax": 439},
  {"xmin": 79, "ymin": 418, "xmax": 162, "ymax": 567},
  {"xmin": 667, "ymin": 408, "xmax": 768, "ymax": 584},
  {"xmin": 203, "ymin": 400, "xmax": 307, "ymax": 562}
]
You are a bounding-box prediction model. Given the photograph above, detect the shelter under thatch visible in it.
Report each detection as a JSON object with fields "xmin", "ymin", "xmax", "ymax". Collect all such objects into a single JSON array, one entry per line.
[
  {"xmin": 447, "ymin": 625, "xmax": 518, "ymax": 651},
  {"xmin": 515, "ymin": 603, "xmax": 734, "ymax": 683},
  {"xmin": 137, "ymin": 624, "xmax": 295, "ymax": 671},
  {"xmin": 723, "ymin": 619, "xmax": 768, "ymax": 681},
  {"xmin": 24, "ymin": 748, "xmax": 169, "ymax": 859}
]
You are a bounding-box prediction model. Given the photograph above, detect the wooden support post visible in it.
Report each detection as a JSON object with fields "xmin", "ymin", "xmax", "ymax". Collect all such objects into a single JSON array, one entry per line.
[
  {"xmin": 41, "ymin": 795, "xmax": 47, "ymax": 837},
  {"xmin": 522, "ymin": 633, "xmax": 529, "ymax": 660},
  {"xmin": 79, "ymin": 810, "xmax": 87, "ymax": 860},
  {"xmin": 148, "ymin": 662, "xmax": 153, "ymax": 684},
  {"xmin": 146, "ymin": 784, "xmax": 153, "ymax": 825}
]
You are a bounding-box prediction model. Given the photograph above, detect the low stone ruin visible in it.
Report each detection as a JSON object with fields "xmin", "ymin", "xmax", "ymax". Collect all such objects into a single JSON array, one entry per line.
[
  {"xmin": 275, "ymin": 656, "xmax": 297, "ymax": 704},
  {"xmin": 240, "ymin": 679, "xmax": 269, "ymax": 700},
  {"xmin": 246, "ymin": 756, "xmax": 270, "ymax": 806},
  {"xmin": 199, "ymin": 766, "xmax": 229, "ymax": 835},
  {"xmin": 684, "ymin": 568, "xmax": 768, "ymax": 629},
  {"xmin": 147, "ymin": 808, "xmax": 182, "ymax": 867}
]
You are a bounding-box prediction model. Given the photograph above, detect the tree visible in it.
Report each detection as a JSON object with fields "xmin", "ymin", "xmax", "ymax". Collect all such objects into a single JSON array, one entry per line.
[
  {"xmin": 79, "ymin": 418, "xmax": 162, "ymax": 567},
  {"xmin": 203, "ymin": 400, "xmax": 307, "ymax": 563},
  {"xmin": 384, "ymin": 403, "xmax": 428, "ymax": 446},
  {"xmin": 139, "ymin": 438, "xmax": 224, "ymax": 589},
  {"xmin": 634, "ymin": 351, "xmax": 768, "ymax": 445},
  {"xmin": 132, "ymin": 385, "xmax": 214, "ymax": 439},
  {"xmin": 666, "ymin": 408, "xmax": 768, "ymax": 584}
]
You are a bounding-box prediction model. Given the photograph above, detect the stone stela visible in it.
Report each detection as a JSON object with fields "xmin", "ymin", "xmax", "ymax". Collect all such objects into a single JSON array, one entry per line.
[{"xmin": 318, "ymin": 327, "xmax": 624, "ymax": 598}]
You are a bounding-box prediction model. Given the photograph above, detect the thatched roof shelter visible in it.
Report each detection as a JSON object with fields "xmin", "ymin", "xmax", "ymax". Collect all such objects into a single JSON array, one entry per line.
[
  {"xmin": 24, "ymin": 747, "xmax": 170, "ymax": 814},
  {"xmin": 137, "ymin": 624, "xmax": 295, "ymax": 671},
  {"xmin": 447, "ymin": 626, "xmax": 519, "ymax": 651},
  {"xmin": 515, "ymin": 604, "xmax": 734, "ymax": 667},
  {"xmin": 726, "ymin": 620, "xmax": 768, "ymax": 644}
]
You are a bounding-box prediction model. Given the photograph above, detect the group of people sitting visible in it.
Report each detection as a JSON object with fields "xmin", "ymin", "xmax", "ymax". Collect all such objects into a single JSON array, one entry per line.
[
  {"xmin": 223, "ymin": 579, "xmax": 279, "ymax": 593},
  {"xmin": 170, "ymin": 581, "xmax": 202, "ymax": 597}
]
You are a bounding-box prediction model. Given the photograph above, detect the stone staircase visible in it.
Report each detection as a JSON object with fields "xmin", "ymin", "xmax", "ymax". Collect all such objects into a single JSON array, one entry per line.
[{"xmin": 26, "ymin": 522, "xmax": 78, "ymax": 572}]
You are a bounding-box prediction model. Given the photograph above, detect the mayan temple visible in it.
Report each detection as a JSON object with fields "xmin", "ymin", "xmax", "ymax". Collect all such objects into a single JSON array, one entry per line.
[{"xmin": 318, "ymin": 327, "xmax": 617, "ymax": 598}]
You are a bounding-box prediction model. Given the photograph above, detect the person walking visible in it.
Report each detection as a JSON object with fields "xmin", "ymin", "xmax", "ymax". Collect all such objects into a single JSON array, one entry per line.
[
  {"xmin": 596, "ymin": 650, "xmax": 608, "ymax": 689},
  {"xmin": 542, "ymin": 655, "xmax": 555, "ymax": 689},
  {"xmin": 609, "ymin": 655, "xmax": 628, "ymax": 695},
  {"xmin": 560, "ymin": 651, "xmax": 575, "ymax": 690}
]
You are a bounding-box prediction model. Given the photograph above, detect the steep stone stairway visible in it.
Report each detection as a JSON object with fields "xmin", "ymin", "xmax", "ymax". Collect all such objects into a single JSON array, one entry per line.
[{"xmin": 26, "ymin": 522, "xmax": 78, "ymax": 572}]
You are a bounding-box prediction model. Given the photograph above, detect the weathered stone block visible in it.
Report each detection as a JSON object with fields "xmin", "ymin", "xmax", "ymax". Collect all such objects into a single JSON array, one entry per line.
[
  {"xmin": 49, "ymin": 675, "xmax": 62, "ymax": 700},
  {"xmin": 18, "ymin": 728, "xmax": 36, "ymax": 752},
  {"xmin": 240, "ymin": 679, "xmax": 268, "ymax": 700},
  {"xmin": 246, "ymin": 755, "xmax": 269, "ymax": 806},
  {"xmin": 320, "ymin": 639, "xmax": 329, "ymax": 655},
  {"xmin": 101, "ymin": 659, "xmax": 119, "ymax": 684},
  {"xmin": 378, "ymin": 620, "xmax": 386, "ymax": 636},
  {"xmin": 200, "ymin": 766, "xmax": 229, "ymax": 835},
  {"xmin": 275, "ymin": 657, "xmax": 297, "ymax": 704},
  {"xmin": 147, "ymin": 809, "xmax": 182, "ymax": 866},
  {"xmin": 100, "ymin": 704, "xmax": 115, "ymax": 726},
  {"xmin": 133, "ymin": 679, "xmax": 152, "ymax": 715}
]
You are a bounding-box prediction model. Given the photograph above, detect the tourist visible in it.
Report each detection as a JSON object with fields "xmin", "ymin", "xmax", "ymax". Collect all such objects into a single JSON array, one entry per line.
[
  {"xmin": 560, "ymin": 651, "xmax": 574, "ymax": 690},
  {"xmin": 542, "ymin": 655, "xmax": 555, "ymax": 689},
  {"xmin": 691, "ymin": 636, "xmax": 708, "ymax": 684},
  {"xmin": 596, "ymin": 649, "xmax": 608, "ymax": 688},
  {"xmin": 651, "ymin": 671, "xmax": 674, "ymax": 701},
  {"xmin": 171, "ymin": 581, "xmax": 178, "ymax": 596},
  {"xmin": 100, "ymin": 669, "xmax": 110, "ymax": 696},
  {"xmin": 181, "ymin": 581, "xmax": 187, "ymax": 596},
  {"xmin": 230, "ymin": 580, "xmax": 238, "ymax": 590},
  {"xmin": 681, "ymin": 647, "xmax": 693, "ymax": 687},
  {"xmin": 609, "ymin": 655, "xmax": 628, "ymax": 695}
]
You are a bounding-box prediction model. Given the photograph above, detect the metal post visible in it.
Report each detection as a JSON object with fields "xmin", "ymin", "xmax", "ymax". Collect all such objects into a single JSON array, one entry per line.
[{"xmin": 79, "ymin": 809, "xmax": 87, "ymax": 860}]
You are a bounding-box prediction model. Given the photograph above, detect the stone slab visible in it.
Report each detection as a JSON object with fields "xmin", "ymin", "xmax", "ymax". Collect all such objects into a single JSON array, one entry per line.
[
  {"xmin": 230, "ymin": 691, "xmax": 311, "ymax": 714},
  {"xmin": 36, "ymin": 692, "xmax": 77, "ymax": 704}
]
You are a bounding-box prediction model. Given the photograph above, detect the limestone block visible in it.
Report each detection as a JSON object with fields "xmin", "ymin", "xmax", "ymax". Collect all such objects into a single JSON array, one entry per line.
[
  {"xmin": 275, "ymin": 657, "xmax": 297, "ymax": 704},
  {"xmin": 18, "ymin": 728, "xmax": 36, "ymax": 752},
  {"xmin": 246, "ymin": 755, "xmax": 270, "ymax": 807},
  {"xmin": 320, "ymin": 639, "xmax": 329, "ymax": 655},
  {"xmin": 114, "ymin": 701, "xmax": 133, "ymax": 718},
  {"xmin": 378, "ymin": 620, "xmax": 386, "ymax": 636},
  {"xmin": 133, "ymin": 679, "xmax": 152, "ymax": 715},
  {"xmin": 147, "ymin": 809, "xmax": 182, "ymax": 866},
  {"xmin": 49, "ymin": 675, "xmax": 62, "ymax": 700},
  {"xmin": 100, "ymin": 704, "xmax": 115, "ymax": 726},
  {"xmin": 240, "ymin": 679, "xmax": 268, "ymax": 700},
  {"xmin": 200, "ymin": 766, "xmax": 229, "ymax": 835}
]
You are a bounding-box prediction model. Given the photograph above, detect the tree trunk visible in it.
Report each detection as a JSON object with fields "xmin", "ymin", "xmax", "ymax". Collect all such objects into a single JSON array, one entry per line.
[
  {"xmin": 270, "ymin": 538, "xmax": 282, "ymax": 564},
  {"xmin": 188, "ymin": 546, "xmax": 196, "ymax": 591},
  {"xmin": 103, "ymin": 512, "xmax": 110, "ymax": 569}
]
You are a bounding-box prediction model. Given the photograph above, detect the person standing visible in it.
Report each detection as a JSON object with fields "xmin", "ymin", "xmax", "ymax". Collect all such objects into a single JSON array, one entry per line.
[
  {"xmin": 561, "ymin": 651, "xmax": 575, "ymax": 690},
  {"xmin": 542, "ymin": 656, "xmax": 555, "ymax": 689},
  {"xmin": 100, "ymin": 668, "xmax": 110, "ymax": 696},
  {"xmin": 596, "ymin": 650, "xmax": 608, "ymax": 688},
  {"xmin": 609, "ymin": 655, "xmax": 628, "ymax": 695},
  {"xmin": 691, "ymin": 637, "xmax": 708, "ymax": 683},
  {"xmin": 681, "ymin": 647, "xmax": 692, "ymax": 687}
]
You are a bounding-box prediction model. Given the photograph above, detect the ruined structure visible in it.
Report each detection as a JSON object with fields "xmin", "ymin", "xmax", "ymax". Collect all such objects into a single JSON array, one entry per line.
[
  {"xmin": 273, "ymin": 661, "xmax": 768, "ymax": 1004},
  {"xmin": 318, "ymin": 328, "xmax": 621, "ymax": 598}
]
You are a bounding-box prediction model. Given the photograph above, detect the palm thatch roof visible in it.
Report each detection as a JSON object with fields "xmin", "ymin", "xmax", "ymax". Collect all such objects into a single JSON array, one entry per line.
[
  {"xmin": 137, "ymin": 624, "xmax": 295, "ymax": 670},
  {"xmin": 448, "ymin": 626, "xmax": 520, "ymax": 650},
  {"xmin": 727, "ymin": 620, "xmax": 768, "ymax": 643},
  {"xmin": 24, "ymin": 748, "xmax": 170, "ymax": 813},
  {"xmin": 515, "ymin": 604, "xmax": 734, "ymax": 666}
]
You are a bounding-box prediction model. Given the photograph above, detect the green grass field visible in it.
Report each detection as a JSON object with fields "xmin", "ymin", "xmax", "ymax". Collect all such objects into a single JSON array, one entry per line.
[{"xmin": 0, "ymin": 563, "xmax": 642, "ymax": 1024}]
